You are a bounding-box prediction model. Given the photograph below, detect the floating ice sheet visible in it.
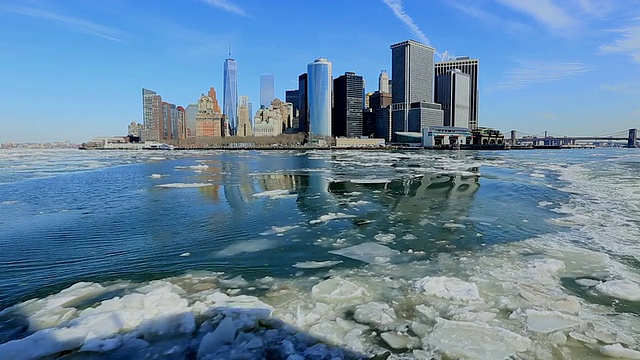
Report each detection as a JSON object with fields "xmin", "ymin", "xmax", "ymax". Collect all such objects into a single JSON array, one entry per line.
[
  {"xmin": 329, "ymin": 242, "xmax": 406, "ymax": 264},
  {"xmin": 215, "ymin": 239, "xmax": 278, "ymax": 257},
  {"xmin": 292, "ymin": 261, "xmax": 342, "ymax": 269},
  {"xmin": 156, "ymin": 183, "xmax": 212, "ymax": 188}
]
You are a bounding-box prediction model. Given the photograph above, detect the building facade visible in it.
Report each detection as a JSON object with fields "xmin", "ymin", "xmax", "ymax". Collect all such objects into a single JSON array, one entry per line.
[
  {"xmin": 196, "ymin": 94, "xmax": 223, "ymax": 138},
  {"xmin": 333, "ymin": 72, "xmax": 364, "ymax": 137},
  {"xmin": 142, "ymin": 88, "xmax": 162, "ymax": 141},
  {"xmin": 378, "ymin": 70, "xmax": 389, "ymax": 93},
  {"xmin": 298, "ymin": 73, "xmax": 308, "ymax": 133},
  {"xmin": 223, "ymin": 56, "xmax": 238, "ymax": 135},
  {"xmin": 208, "ymin": 87, "xmax": 222, "ymax": 114},
  {"xmin": 127, "ymin": 121, "xmax": 144, "ymax": 138},
  {"xmin": 436, "ymin": 69, "xmax": 471, "ymax": 128},
  {"xmin": 260, "ymin": 75, "xmax": 275, "ymax": 108},
  {"xmin": 307, "ymin": 58, "xmax": 332, "ymax": 137},
  {"xmin": 237, "ymin": 101, "xmax": 253, "ymax": 137},
  {"xmin": 390, "ymin": 40, "xmax": 443, "ymax": 139},
  {"xmin": 185, "ymin": 103, "xmax": 198, "ymax": 138},
  {"xmin": 286, "ymin": 90, "xmax": 299, "ymax": 113},
  {"xmin": 369, "ymin": 91, "xmax": 392, "ymax": 110},
  {"xmin": 253, "ymin": 107, "xmax": 284, "ymax": 137},
  {"xmin": 435, "ymin": 57, "xmax": 479, "ymax": 129}
]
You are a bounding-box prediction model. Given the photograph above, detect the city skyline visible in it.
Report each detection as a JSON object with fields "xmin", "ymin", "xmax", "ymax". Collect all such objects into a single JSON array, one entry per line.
[{"xmin": 1, "ymin": 0, "xmax": 639, "ymax": 142}]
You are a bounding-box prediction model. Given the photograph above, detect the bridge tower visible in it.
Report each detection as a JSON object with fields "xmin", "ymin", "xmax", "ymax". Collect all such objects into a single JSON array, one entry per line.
[{"xmin": 629, "ymin": 129, "xmax": 638, "ymax": 148}]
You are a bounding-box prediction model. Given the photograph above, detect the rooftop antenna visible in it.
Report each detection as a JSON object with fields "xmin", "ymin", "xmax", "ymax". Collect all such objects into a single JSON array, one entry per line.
[{"xmin": 228, "ymin": 36, "xmax": 231, "ymax": 57}]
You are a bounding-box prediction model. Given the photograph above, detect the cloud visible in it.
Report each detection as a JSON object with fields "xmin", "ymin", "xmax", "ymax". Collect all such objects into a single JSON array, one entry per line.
[
  {"xmin": 492, "ymin": 60, "xmax": 592, "ymax": 90},
  {"xmin": 200, "ymin": 0, "xmax": 247, "ymax": 17},
  {"xmin": 382, "ymin": 0, "xmax": 430, "ymax": 46},
  {"xmin": 600, "ymin": 25, "xmax": 640, "ymax": 62},
  {"xmin": 0, "ymin": 3, "xmax": 124, "ymax": 41},
  {"xmin": 496, "ymin": 0, "xmax": 577, "ymax": 32},
  {"xmin": 443, "ymin": 0, "xmax": 532, "ymax": 34},
  {"xmin": 600, "ymin": 82, "xmax": 640, "ymax": 94}
]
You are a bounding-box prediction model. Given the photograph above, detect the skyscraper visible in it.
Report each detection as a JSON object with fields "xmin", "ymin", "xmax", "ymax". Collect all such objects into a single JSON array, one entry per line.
[
  {"xmin": 285, "ymin": 89, "xmax": 299, "ymax": 114},
  {"xmin": 142, "ymin": 88, "xmax": 162, "ymax": 141},
  {"xmin": 298, "ymin": 73, "xmax": 308, "ymax": 133},
  {"xmin": 435, "ymin": 57, "xmax": 479, "ymax": 129},
  {"xmin": 223, "ymin": 48, "xmax": 238, "ymax": 135},
  {"xmin": 333, "ymin": 72, "xmax": 364, "ymax": 137},
  {"xmin": 237, "ymin": 96, "xmax": 253, "ymax": 137},
  {"xmin": 307, "ymin": 58, "xmax": 332, "ymax": 137},
  {"xmin": 260, "ymin": 75, "xmax": 275, "ymax": 108},
  {"xmin": 436, "ymin": 69, "xmax": 471, "ymax": 128},
  {"xmin": 379, "ymin": 70, "xmax": 389, "ymax": 93},
  {"xmin": 390, "ymin": 40, "xmax": 443, "ymax": 137}
]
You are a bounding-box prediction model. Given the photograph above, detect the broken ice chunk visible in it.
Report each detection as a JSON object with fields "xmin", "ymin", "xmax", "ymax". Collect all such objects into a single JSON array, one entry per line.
[
  {"xmin": 525, "ymin": 310, "xmax": 581, "ymax": 334},
  {"xmin": 329, "ymin": 242, "xmax": 406, "ymax": 264},
  {"xmin": 311, "ymin": 278, "xmax": 368, "ymax": 304},
  {"xmin": 353, "ymin": 302, "xmax": 396, "ymax": 327},
  {"xmin": 424, "ymin": 320, "xmax": 531, "ymax": 360},
  {"xmin": 415, "ymin": 276, "xmax": 481, "ymax": 302},
  {"xmin": 596, "ymin": 280, "xmax": 640, "ymax": 301}
]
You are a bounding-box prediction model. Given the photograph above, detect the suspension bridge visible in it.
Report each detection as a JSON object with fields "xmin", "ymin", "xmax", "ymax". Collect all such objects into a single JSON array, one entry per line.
[{"xmin": 510, "ymin": 128, "xmax": 639, "ymax": 148}]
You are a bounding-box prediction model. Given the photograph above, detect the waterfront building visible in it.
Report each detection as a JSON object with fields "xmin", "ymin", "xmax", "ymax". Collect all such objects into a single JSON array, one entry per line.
[
  {"xmin": 375, "ymin": 107, "xmax": 392, "ymax": 142},
  {"xmin": 363, "ymin": 108, "xmax": 375, "ymax": 137},
  {"xmin": 161, "ymin": 102, "xmax": 176, "ymax": 140},
  {"xmin": 369, "ymin": 91, "xmax": 392, "ymax": 110},
  {"xmin": 270, "ymin": 98, "xmax": 295, "ymax": 131},
  {"xmin": 237, "ymin": 100, "xmax": 253, "ymax": 137},
  {"xmin": 260, "ymin": 75, "xmax": 275, "ymax": 108},
  {"xmin": 390, "ymin": 40, "xmax": 443, "ymax": 138},
  {"xmin": 333, "ymin": 72, "xmax": 364, "ymax": 137},
  {"xmin": 422, "ymin": 126, "xmax": 472, "ymax": 148},
  {"xmin": 379, "ymin": 70, "xmax": 389, "ymax": 93},
  {"xmin": 436, "ymin": 69, "xmax": 471, "ymax": 128},
  {"xmin": 307, "ymin": 58, "xmax": 332, "ymax": 137},
  {"xmin": 185, "ymin": 103, "xmax": 198, "ymax": 138},
  {"xmin": 208, "ymin": 87, "xmax": 222, "ymax": 114},
  {"xmin": 435, "ymin": 57, "xmax": 479, "ymax": 129},
  {"xmin": 142, "ymin": 88, "xmax": 162, "ymax": 141},
  {"xmin": 298, "ymin": 73, "xmax": 308, "ymax": 133},
  {"xmin": 196, "ymin": 94, "xmax": 223, "ymax": 138},
  {"xmin": 223, "ymin": 52, "xmax": 239, "ymax": 135},
  {"xmin": 176, "ymin": 106, "xmax": 187, "ymax": 139},
  {"xmin": 127, "ymin": 121, "xmax": 144, "ymax": 138},
  {"xmin": 253, "ymin": 106, "xmax": 284, "ymax": 137}
]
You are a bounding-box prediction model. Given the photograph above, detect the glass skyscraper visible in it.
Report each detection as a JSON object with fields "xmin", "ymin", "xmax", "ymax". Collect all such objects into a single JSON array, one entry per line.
[
  {"xmin": 307, "ymin": 58, "xmax": 332, "ymax": 137},
  {"xmin": 390, "ymin": 40, "xmax": 443, "ymax": 137},
  {"xmin": 224, "ymin": 56, "xmax": 238, "ymax": 135},
  {"xmin": 260, "ymin": 75, "xmax": 275, "ymax": 108}
]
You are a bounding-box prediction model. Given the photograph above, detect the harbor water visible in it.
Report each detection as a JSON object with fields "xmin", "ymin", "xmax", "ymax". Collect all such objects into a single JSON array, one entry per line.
[{"xmin": 1, "ymin": 148, "xmax": 640, "ymax": 359}]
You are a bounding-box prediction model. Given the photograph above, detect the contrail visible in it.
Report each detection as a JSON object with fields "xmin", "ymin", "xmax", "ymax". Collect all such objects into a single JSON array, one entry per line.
[{"xmin": 382, "ymin": 0, "xmax": 431, "ymax": 46}]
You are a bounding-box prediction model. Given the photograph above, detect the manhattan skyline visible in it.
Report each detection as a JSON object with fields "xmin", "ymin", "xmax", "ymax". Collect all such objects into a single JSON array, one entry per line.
[{"xmin": 1, "ymin": 0, "xmax": 639, "ymax": 142}]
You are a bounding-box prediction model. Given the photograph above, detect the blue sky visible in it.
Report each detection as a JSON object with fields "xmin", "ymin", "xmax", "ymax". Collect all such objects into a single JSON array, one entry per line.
[{"xmin": 1, "ymin": 0, "xmax": 639, "ymax": 142}]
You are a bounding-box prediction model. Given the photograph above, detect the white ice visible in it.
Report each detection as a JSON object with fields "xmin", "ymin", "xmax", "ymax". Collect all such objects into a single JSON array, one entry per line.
[
  {"xmin": 156, "ymin": 183, "xmax": 212, "ymax": 188},
  {"xmin": 309, "ymin": 212, "xmax": 356, "ymax": 224},
  {"xmin": 292, "ymin": 261, "xmax": 342, "ymax": 269},
  {"xmin": 215, "ymin": 239, "xmax": 277, "ymax": 257},
  {"xmin": 328, "ymin": 242, "xmax": 405, "ymax": 264},
  {"xmin": 415, "ymin": 276, "xmax": 481, "ymax": 302}
]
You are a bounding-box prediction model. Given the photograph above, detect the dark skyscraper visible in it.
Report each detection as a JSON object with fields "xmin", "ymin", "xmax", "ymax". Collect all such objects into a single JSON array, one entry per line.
[
  {"xmin": 223, "ymin": 44, "xmax": 238, "ymax": 135},
  {"xmin": 435, "ymin": 57, "xmax": 479, "ymax": 129},
  {"xmin": 333, "ymin": 72, "xmax": 364, "ymax": 137},
  {"xmin": 260, "ymin": 74, "xmax": 275, "ymax": 108},
  {"xmin": 286, "ymin": 90, "xmax": 299, "ymax": 112},
  {"xmin": 369, "ymin": 91, "xmax": 392, "ymax": 110},
  {"xmin": 298, "ymin": 73, "xmax": 308, "ymax": 133}
]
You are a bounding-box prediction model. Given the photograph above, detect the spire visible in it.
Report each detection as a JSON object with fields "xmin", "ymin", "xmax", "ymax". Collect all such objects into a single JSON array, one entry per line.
[{"xmin": 228, "ymin": 36, "xmax": 231, "ymax": 58}]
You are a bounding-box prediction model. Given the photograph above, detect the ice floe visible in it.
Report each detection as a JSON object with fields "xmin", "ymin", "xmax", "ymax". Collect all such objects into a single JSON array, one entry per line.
[
  {"xmin": 309, "ymin": 212, "xmax": 356, "ymax": 224},
  {"xmin": 596, "ymin": 280, "xmax": 640, "ymax": 301},
  {"xmin": 415, "ymin": 276, "xmax": 481, "ymax": 302},
  {"xmin": 292, "ymin": 260, "xmax": 342, "ymax": 269},
  {"xmin": 424, "ymin": 319, "xmax": 531, "ymax": 359},
  {"xmin": 329, "ymin": 242, "xmax": 405, "ymax": 264},
  {"xmin": 156, "ymin": 183, "xmax": 213, "ymax": 188},
  {"xmin": 252, "ymin": 189, "xmax": 296, "ymax": 199},
  {"xmin": 215, "ymin": 239, "xmax": 277, "ymax": 257}
]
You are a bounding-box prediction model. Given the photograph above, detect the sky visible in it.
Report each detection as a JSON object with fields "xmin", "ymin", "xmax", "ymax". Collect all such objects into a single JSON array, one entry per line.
[{"xmin": 1, "ymin": 0, "xmax": 639, "ymax": 142}]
